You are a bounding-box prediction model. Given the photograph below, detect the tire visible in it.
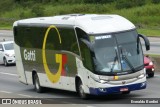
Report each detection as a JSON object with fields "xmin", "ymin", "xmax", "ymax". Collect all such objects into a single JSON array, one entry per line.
[
  {"xmin": 122, "ymin": 91, "xmax": 130, "ymax": 94},
  {"xmin": 33, "ymin": 73, "xmax": 43, "ymax": 93},
  {"xmin": 77, "ymin": 80, "xmax": 88, "ymax": 99},
  {"xmin": 148, "ymin": 73, "xmax": 154, "ymax": 78},
  {"xmin": 3, "ymin": 57, "xmax": 8, "ymax": 66}
]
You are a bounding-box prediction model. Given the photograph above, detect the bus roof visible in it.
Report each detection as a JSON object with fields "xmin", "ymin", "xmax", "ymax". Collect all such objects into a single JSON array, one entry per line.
[{"xmin": 13, "ymin": 14, "xmax": 136, "ymax": 34}]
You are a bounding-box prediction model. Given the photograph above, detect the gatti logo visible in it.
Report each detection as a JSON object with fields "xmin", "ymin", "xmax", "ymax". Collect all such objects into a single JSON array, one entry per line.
[{"xmin": 24, "ymin": 49, "xmax": 36, "ymax": 61}]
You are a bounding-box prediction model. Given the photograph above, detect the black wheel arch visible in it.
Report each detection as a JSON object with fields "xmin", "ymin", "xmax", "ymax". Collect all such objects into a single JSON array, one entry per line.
[
  {"xmin": 75, "ymin": 76, "xmax": 82, "ymax": 92},
  {"xmin": 32, "ymin": 70, "xmax": 37, "ymax": 85}
]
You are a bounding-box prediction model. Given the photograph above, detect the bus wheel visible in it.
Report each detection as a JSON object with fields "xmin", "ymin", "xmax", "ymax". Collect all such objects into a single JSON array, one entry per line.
[
  {"xmin": 77, "ymin": 80, "xmax": 88, "ymax": 99},
  {"xmin": 34, "ymin": 74, "xmax": 43, "ymax": 93}
]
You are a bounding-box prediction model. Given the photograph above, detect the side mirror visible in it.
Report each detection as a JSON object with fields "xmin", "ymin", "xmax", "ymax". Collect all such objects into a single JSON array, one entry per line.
[
  {"xmin": 80, "ymin": 38, "xmax": 93, "ymax": 51},
  {"xmin": 138, "ymin": 34, "xmax": 150, "ymax": 51}
]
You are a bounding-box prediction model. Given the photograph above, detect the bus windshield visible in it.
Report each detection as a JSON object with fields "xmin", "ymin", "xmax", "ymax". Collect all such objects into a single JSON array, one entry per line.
[{"xmin": 90, "ymin": 30, "xmax": 143, "ymax": 75}]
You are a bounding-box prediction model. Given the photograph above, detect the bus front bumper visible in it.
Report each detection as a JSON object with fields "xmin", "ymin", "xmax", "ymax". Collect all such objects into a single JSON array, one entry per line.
[{"xmin": 89, "ymin": 82, "xmax": 146, "ymax": 95}]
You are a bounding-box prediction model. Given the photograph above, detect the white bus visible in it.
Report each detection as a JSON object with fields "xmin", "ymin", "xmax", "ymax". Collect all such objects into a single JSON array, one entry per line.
[{"xmin": 13, "ymin": 14, "xmax": 150, "ymax": 99}]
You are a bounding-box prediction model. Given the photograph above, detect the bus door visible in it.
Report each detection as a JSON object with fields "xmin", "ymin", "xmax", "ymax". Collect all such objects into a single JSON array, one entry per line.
[{"xmin": 75, "ymin": 27, "xmax": 92, "ymax": 85}]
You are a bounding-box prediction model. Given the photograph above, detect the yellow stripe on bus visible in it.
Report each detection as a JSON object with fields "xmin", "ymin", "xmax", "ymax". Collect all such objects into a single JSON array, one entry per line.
[{"xmin": 42, "ymin": 25, "xmax": 62, "ymax": 83}]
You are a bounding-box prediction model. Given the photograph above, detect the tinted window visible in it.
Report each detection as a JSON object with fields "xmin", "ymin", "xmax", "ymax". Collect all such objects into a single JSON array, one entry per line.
[
  {"xmin": 76, "ymin": 28, "xmax": 89, "ymax": 41},
  {"xmin": 15, "ymin": 26, "xmax": 48, "ymax": 49},
  {"xmin": 80, "ymin": 42, "xmax": 93, "ymax": 71},
  {"xmin": 0, "ymin": 44, "xmax": 3, "ymax": 50},
  {"xmin": 15, "ymin": 26, "xmax": 79, "ymax": 56},
  {"xmin": 76, "ymin": 28, "xmax": 93, "ymax": 71},
  {"xmin": 59, "ymin": 28, "xmax": 79, "ymax": 55},
  {"xmin": 46, "ymin": 28, "xmax": 61, "ymax": 50}
]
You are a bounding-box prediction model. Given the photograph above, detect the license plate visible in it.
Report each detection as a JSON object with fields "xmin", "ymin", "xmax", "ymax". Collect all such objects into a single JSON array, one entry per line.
[{"xmin": 120, "ymin": 88, "xmax": 128, "ymax": 92}]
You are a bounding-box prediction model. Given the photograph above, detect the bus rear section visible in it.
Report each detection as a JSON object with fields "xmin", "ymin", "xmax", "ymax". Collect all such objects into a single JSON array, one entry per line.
[{"xmin": 13, "ymin": 14, "xmax": 150, "ymax": 99}]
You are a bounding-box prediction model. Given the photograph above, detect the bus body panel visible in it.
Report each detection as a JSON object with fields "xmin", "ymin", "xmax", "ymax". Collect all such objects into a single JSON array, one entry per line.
[
  {"xmin": 14, "ymin": 44, "xmax": 27, "ymax": 84},
  {"xmin": 25, "ymin": 71, "xmax": 76, "ymax": 91},
  {"xmin": 87, "ymin": 69, "xmax": 146, "ymax": 95},
  {"xmin": 14, "ymin": 24, "xmax": 79, "ymax": 91}
]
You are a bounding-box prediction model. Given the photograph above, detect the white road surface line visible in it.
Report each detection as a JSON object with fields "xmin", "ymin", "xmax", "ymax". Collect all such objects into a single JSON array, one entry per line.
[
  {"xmin": 0, "ymin": 90, "xmax": 33, "ymax": 98},
  {"xmin": 0, "ymin": 90, "xmax": 12, "ymax": 94},
  {"xmin": 18, "ymin": 94, "xmax": 32, "ymax": 98},
  {"xmin": 0, "ymin": 72, "xmax": 17, "ymax": 76},
  {"xmin": 150, "ymin": 42, "xmax": 160, "ymax": 44},
  {"xmin": 155, "ymin": 75, "xmax": 160, "ymax": 78},
  {"xmin": 86, "ymin": 106, "xmax": 96, "ymax": 107}
]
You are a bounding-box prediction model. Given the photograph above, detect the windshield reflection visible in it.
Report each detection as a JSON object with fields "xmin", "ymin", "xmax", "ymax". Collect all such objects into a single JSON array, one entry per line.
[
  {"xmin": 4, "ymin": 43, "xmax": 14, "ymax": 50},
  {"xmin": 91, "ymin": 34, "xmax": 121, "ymax": 73},
  {"xmin": 90, "ymin": 30, "xmax": 143, "ymax": 75}
]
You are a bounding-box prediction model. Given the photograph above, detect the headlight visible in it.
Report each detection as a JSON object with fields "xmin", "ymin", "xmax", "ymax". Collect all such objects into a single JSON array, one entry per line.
[
  {"xmin": 149, "ymin": 62, "xmax": 153, "ymax": 65},
  {"xmin": 5, "ymin": 53, "xmax": 14, "ymax": 57},
  {"xmin": 99, "ymin": 80, "xmax": 109, "ymax": 84},
  {"xmin": 5, "ymin": 53, "xmax": 10, "ymax": 57},
  {"xmin": 90, "ymin": 75, "xmax": 109, "ymax": 84},
  {"xmin": 138, "ymin": 73, "xmax": 145, "ymax": 79}
]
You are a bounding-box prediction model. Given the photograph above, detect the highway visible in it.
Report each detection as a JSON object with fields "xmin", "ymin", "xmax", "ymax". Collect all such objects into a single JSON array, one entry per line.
[
  {"xmin": 142, "ymin": 37, "xmax": 160, "ymax": 55},
  {"xmin": 0, "ymin": 30, "xmax": 160, "ymax": 107},
  {"xmin": 0, "ymin": 64, "xmax": 160, "ymax": 106}
]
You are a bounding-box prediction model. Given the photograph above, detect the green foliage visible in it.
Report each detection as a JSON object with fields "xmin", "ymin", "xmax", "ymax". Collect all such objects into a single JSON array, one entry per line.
[
  {"xmin": 31, "ymin": 4, "xmax": 45, "ymax": 17},
  {"xmin": 0, "ymin": 0, "xmax": 14, "ymax": 13},
  {"xmin": 138, "ymin": 28, "xmax": 160, "ymax": 37},
  {"xmin": 152, "ymin": 0, "xmax": 160, "ymax": 4},
  {"xmin": 115, "ymin": 0, "xmax": 146, "ymax": 9}
]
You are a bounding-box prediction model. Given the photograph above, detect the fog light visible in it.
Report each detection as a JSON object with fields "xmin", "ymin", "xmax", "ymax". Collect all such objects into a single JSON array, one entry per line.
[
  {"xmin": 152, "ymin": 68, "xmax": 155, "ymax": 71},
  {"xmin": 99, "ymin": 88, "xmax": 107, "ymax": 92}
]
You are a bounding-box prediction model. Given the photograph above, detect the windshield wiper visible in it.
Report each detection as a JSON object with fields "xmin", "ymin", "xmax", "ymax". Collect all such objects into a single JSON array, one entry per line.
[
  {"xmin": 110, "ymin": 48, "xmax": 118, "ymax": 72},
  {"xmin": 120, "ymin": 47, "xmax": 136, "ymax": 72},
  {"xmin": 110, "ymin": 56, "xmax": 117, "ymax": 72},
  {"xmin": 122, "ymin": 55, "xmax": 136, "ymax": 72}
]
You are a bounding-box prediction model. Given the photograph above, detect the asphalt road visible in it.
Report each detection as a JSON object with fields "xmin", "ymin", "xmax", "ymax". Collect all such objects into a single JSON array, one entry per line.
[
  {"xmin": 0, "ymin": 30, "xmax": 160, "ymax": 107},
  {"xmin": 0, "ymin": 64, "xmax": 160, "ymax": 107}
]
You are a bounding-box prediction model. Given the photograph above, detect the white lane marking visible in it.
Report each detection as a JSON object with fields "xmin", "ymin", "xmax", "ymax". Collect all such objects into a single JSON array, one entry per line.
[
  {"xmin": 0, "ymin": 72, "xmax": 17, "ymax": 76},
  {"xmin": 0, "ymin": 90, "xmax": 12, "ymax": 94},
  {"xmin": 18, "ymin": 94, "xmax": 32, "ymax": 97},
  {"xmin": 71, "ymin": 104, "xmax": 77, "ymax": 105},
  {"xmin": 155, "ymin": 75, "xmax": 160, "ymax": 78},
  {"xmin": 86, "ymin": 106, "xmax": 96, "ymax": 107},
  {"xmin": 0, "ymin": 90, "xmax": 33, "ymax": 98},
  {"xmin": 150, "ymin": 42, "xmax": 160, "ymax": 44}
]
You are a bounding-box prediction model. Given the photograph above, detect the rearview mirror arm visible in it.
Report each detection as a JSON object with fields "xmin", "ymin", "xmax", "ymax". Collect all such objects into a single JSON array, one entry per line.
[{"xmin": 138, "ymin": 34, "xmax": 150, "ymax": 51}]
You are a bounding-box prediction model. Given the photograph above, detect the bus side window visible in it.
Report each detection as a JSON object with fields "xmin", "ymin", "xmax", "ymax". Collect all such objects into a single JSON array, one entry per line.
[
  {"xmin": 59, "ymin": 28, "xmax": 79, "ymax": 55},
  {"xmin": 75, "ymin": 28, "xmax": 89, "ymax": 41},
  {"xmin": 46, "ymin": 28, "xmax": 61, "ymax": 50},
  {"xmin": 75, "ymin": 28, "xmax": 93, "ymax": 71},
  {"xmin": 80, "ymin": 41, "xmax": 93, "ymax": 71}
]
